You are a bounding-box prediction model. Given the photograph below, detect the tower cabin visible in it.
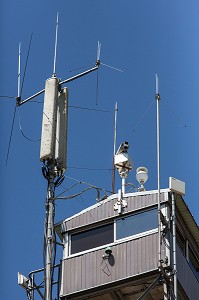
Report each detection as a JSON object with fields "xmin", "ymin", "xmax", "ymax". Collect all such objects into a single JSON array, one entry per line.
[{"xmin": 55, "ymin": 180, "xmax": 199, "ymax": 300}]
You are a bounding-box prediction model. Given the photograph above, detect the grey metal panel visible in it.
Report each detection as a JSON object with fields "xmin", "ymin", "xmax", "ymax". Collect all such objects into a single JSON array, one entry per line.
[
  {"xmin": 176, "ymin": 245, "xmax": 199, "ymax": 299},
  {"xmin": 60, "ymin": 233, "xmax": 159, "ymax": 297},
  {"xmin": 63, "ymin": 192, "xmax": 166, "ymax": 232}
]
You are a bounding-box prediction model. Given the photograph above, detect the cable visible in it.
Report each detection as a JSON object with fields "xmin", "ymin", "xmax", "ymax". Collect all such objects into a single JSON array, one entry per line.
[
  {"xmin": 55, "ymin": 187, "xmax": 93, "ymax": 200},
  {"xmin": 96, "ymin": 68, "xmax": 99, "ymax": 105},
  {"xmin": 23, "ymin": 99, "xmax": 109, "ymax": 113},
  {"xmin": 132, "ymin": 99, "xmax": 155, "ymax": 133},
  {"xmin": 67, "ymin": 166, "xmax": 112, "ymax": 171},
  {"xmin": 68, "ymin": 105, "xmax": 109, "ymax": 113},
  {"xmin": 17, "ymin": 107, "xmax": 41, "ymax": 142},
  {"xmin": 20, "ymin": 33, "xmax": 33, "ymax": 96},
  {"xmin": 6, "ymin": 105, "xmax": 17, "ymax": 165},
  {"xmin": 56, "ymin": 182, "xmax": 81, "ymax": 198},
  {"xmin": 162, "ymin": 99, "xmax": 187, "ymax": 128},
  {"xmin": 69, "ymin": 63, "xmax": 93, "ymax": 73},
  {"xmin": 0, "ymin": 95, "xmax": 16, "ymax": 99},
  {"xmin": 64, "ymin": 175, "xmax": 113, "ymax": 194},
  {"xmin": 54, "ymin": 175, "xmax": 65, "ymax": 187}
]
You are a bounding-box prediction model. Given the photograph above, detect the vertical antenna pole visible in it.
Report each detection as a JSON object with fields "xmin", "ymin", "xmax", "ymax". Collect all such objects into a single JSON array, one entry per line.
[
  {"xmin": 172, "ymin": 193, "xmax": 178, "ymax": 299},
  {"xmin": 112, "ymin": 102, "xmax": 118, "ymax": 193},
  {"xmin": 156, "ymin": 74, "xmax": 161, "ymax": 267},
  {"xmin": 53, "ymin": 12, "xmax": 59, "ymax": 77},
  {"xmin": 45, "ymin": 164, "xmax": 55, "ymax": 300},
  {"xmin": 18, "ymin": 42, "xmax": 21, "ymax": 98}
]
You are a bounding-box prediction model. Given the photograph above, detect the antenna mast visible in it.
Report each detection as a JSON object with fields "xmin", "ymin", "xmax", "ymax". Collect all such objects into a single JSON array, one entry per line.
[
  {"xmin": 156, "ymin": 74, "xmax": 161, "ymax": 268},
  {"xmin": 112, "ymin": 102, "xmax": 118, "ymax": 193},
  {"xmin": 17, "ymin": 15, "xmax": 101, "ymax": 299}
]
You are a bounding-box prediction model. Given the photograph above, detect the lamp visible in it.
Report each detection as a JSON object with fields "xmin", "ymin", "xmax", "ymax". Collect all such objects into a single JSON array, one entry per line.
[{"xmin": 136, "ymin": 167, "xmax": 148, "ymax": 191}]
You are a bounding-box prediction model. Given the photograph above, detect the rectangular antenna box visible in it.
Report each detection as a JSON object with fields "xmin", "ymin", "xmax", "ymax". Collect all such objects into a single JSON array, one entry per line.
[{"xmin": 169, "ymin": 177, "xmax": 185, "ymax": 195}]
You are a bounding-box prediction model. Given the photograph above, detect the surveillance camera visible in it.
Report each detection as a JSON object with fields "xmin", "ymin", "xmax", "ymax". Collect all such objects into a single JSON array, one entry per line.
[
  {"xmin": 18, "ymin": 272, "xmax": 30, "ymax": 290},
  {"xmin": 105, "ymin": 246, "xmax": 112, "ymax": 256},
  {"xmin": 116, "ymin": 142, "xmax": 129, "ymax": 155}
]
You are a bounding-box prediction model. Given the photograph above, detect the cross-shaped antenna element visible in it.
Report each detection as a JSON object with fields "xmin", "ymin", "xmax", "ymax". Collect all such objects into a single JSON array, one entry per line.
[{"xmin": 17, "ymin": 45, "xmax": 101, "ymax": 107}]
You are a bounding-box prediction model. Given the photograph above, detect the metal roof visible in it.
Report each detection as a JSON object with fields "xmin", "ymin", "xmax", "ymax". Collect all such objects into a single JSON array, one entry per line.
[{"xmin": 54, "ymin": 188, "xmax": 199, "ymax": 248}]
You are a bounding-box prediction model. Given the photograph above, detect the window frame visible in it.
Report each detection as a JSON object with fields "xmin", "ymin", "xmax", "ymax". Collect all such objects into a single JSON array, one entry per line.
[
  {"xmin": 68, "ymin": 206, "xmax": 159, "ymax": 257},
  {"xmin": 115, "ymin": 206, "xmax": 158, "ymax": 242},
  {"xmin": 69, "ymin": 221, "xmax": 114, "ymax": 256}
]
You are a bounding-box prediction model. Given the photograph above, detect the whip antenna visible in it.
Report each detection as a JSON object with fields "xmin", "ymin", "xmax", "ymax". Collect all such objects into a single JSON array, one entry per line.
[
  {"xmin": 18, "ymin": 43, "xmax": 21, "ymax": 98},
  {"xmin": 53, "ymin": 12, "xmax": 59, "ymax": 77},
  {"xmin": 97, "ymin": 41, "xmax": 101, "ymax": 62},
  {"xmin": 156, "ymin": 74, "xmax": 161, "ymax": 269}
]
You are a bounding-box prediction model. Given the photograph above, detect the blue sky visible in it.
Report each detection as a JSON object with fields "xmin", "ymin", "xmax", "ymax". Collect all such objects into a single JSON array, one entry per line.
[{"xmin": 1, "ymin": 1, "xmax": 199, "ymax": 299}]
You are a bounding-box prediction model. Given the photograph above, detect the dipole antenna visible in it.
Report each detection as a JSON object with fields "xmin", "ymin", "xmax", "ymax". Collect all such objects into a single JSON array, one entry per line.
[
  {"xmin": 155, "ymin": 74, "xmax": 161, "ymax": 268},
  {"xmin": 53, "ymin": 12, "xmax": 59, "ymax": 77},
  {"xmin": 112, "ymin": 102, "xmax": 118, "ymax": 193}
]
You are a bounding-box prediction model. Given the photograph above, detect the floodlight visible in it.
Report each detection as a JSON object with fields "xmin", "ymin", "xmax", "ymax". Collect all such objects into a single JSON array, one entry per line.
[
  {"xmin": 105, "ymin": 246, "xmax": 112, "ymax": 256},
  {"xmin": 103, "ymin": 246, "xmax": 112, "ymax": 259},
  {"xmin": 136, "ymin": 167, "xmax": 148, "ymax": 191}
]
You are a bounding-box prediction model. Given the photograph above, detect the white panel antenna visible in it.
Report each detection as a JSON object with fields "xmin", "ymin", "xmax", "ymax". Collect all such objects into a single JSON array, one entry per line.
[
  {"xmin": 169, "ymin": 177, "xmax": 185, "ymax": 195},
  {"xmin": 40, "ymin": 77, "xmax": 59, "ymax": 161},
  {"xmin": 18, "ymin": 272, "xmax": 30, "ymax": 290},
  {"xmin": 55, "ymin": 87, "xmax": 68, "ymax": 172}
]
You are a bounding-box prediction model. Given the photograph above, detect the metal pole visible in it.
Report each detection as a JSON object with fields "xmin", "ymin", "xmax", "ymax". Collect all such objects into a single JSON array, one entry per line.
[
  {"xmin": 122, "ymin": 176, "xmax": 126, "ymax": 195},
  {"xmin": 172, "ymin": 193, "xmax": 177, "ymax": 299},
  {"xmin": 137, "ymin": 275, "xmax": 161, "ymax": 300},
  {"xmin": 19, "ymin": 65, "xmax": 99, "ymax": 106},
  {"xmin": 59, "ymin": 65, "xmax": 99, "ymax": 85},
  {"xmin": 18, "ymin": 42, "xmax": 21, "ymax": 98},
  {"xmin": 112, "ymin": 102, "xmax": 118, "ymax": 193},
  {"xmin": 45, "ymin": 163, "xmax": 55, "ymax": 300},
  {"xmin": 53, "ymin": 12, "xmax": 59, "ymax": 77},
  {"xmin": 31, "ymin": 273, "xmax": 35, "ymax": 300},
  {"xmin": 156, "ymin": 74, "xmax": 161, "ymax": 267}
]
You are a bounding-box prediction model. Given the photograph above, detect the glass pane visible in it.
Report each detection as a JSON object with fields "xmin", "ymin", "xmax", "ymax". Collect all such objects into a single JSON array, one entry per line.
[
  {"xmin": 116, "ymin": 208, "xmax": 158, "ymax": 240},
  {"xmin": 176, "ymin": 228, "xmax": 186, "ymax": 255},
  {"xmin": 71, "ymin": 223, "xmax": 114, "ymax": 254},
  {"xmin": 188, "ymin": 245, "xmax": 199, "ymax": 281}
]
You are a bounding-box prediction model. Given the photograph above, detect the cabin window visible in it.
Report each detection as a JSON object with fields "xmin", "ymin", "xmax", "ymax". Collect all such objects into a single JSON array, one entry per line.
[
  {"xmin": 188, "ymin": 245, "xmax": 199, "ymax": 281},
  {"xmin": 71, "ymin": 223, "xmax": 114, "ymax": 254},
  {"xmin": 176, "ymin": 228, "xmax": 186, "ymax": 255},
  {"xmin": 116, "ymin": 208, "xmax": 158, "ymax": 240}
]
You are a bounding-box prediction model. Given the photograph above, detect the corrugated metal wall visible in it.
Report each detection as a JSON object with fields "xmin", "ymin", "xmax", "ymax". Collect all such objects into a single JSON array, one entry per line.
[
  {"xmin": 62, "ymin": 192, "xmax": 166, "ymax": 232},
  {"xmin": 60, "ymin": 232, "xmax": 159, "ymax": 297},
  {"xmin": 176, "ymin": 245, "xmax": 199, "ymax": 299}
]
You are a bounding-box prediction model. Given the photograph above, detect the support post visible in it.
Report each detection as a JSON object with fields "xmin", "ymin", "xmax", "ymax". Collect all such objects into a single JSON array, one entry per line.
[
  {"xmin": 156, "ymin": 74, "xmax": 162, "ymax": 267},
  {"xmin": 112, "ymin": 102, "xmax": 118, "ymax": 193},
  {"xmin": 172, "ymin": 193, "xmax": 177, "ymax": 299},
  {"xmin": 122, "ymin": 176, "xmax": 126, "ymax": 195},
  {"xmin": 45, "ymin": 163, "xmax": 56, "ymax": 300}
]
